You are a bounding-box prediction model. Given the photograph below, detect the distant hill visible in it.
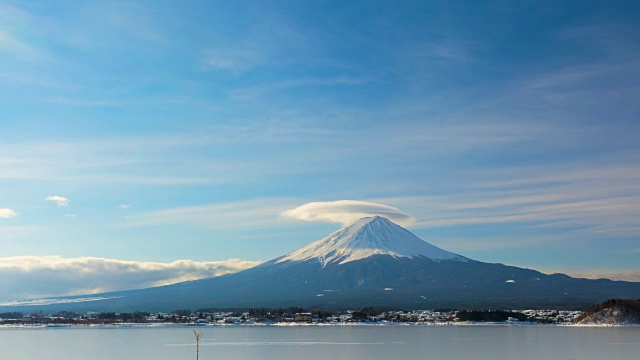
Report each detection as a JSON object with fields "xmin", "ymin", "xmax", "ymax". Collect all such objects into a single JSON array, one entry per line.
[
  {"xmin": 2, "ymin": 217, "xmax": 640, "ymax": 313},
  {"xmin": 575, "ymin": 299, "xmax": 640, "ymax": 325}
]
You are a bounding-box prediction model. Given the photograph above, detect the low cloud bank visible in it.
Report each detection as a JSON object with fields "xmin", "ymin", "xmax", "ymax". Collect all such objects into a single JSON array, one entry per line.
[
  {"xmin": 282, "ymin": 200, "xmax": 414, "ymax": 226},
  {"xmin": 0, "ymin": 256, "xmax": 261, "ymax": 301}
]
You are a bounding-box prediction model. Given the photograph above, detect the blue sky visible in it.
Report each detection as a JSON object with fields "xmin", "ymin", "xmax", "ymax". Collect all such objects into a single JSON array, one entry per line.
[{"xmin": 0, "ymin": 0, "xmax": 639, "ymax": 300}]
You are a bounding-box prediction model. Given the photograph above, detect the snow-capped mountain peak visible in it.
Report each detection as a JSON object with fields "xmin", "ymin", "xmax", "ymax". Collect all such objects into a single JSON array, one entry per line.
[{"xmin": 277, "ymin": 216, "xmax": 466, "ymax": 266}]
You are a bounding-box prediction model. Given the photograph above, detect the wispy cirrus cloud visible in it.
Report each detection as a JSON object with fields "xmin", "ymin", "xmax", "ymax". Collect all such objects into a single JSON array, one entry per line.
[
  {"xmin": 201, "ymin": 48, "xmax": 260, "ymax": 71},
  {"xmin": 0, "ymin": 29, "xmax": 41, "ymax": 61},
  {"xmin": 0, "ymin": 256, "xmax": 262, "ymax": 300},
  {"xmin": 0, "ymin": 225, "xmax": 34, "ymax": 235},
  {"xmin": 379, "ymin": 163, "xmax": 640, "ymax": 239},
  {"xmin": 0, "ymin": 127, "xmax": 331, "ymax": 185},
  {"xmin": 0, "ymin": 208, "xmax": 17, "ymax": 219},
  {"xmin": 127, "ymin": 198, "xmax": 297, "ymax": 229},
  {"xmin": 44, "ymin": 195, "xmax": 69, "ymax": 206},
  {"xmin": 282, "ymin": 200, "xmax": 415, "ymax": 226},
  {"xmin": 0, "ymin": 115, "xmax": 621, "ymax": 189},
  {"xmin": 229, "ymin": 76, "xmax": 370, "ymax": 100}
]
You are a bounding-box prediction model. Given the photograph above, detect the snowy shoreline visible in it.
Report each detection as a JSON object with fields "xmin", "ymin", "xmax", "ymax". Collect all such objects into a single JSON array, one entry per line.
[{"xmin": 1, "ymin": 321, "xmax": 638, "ymax": 329}]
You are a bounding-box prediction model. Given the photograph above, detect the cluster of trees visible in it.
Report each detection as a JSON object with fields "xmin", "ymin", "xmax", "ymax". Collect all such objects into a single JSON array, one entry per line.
[
  {"xmin": 172, "ymin": 309, "xmax": 192, "ymax": 317},
  {"xmin": 0, "ymin": 312, "xmax": 23, "ymax": 324},
  {"xmin": 456, "ymin": 310, "xmax": 528, "ymax": 322},
  {"xmin": 180, "ymin": 306, "xmax": 383, "ymax": 321},
  {"xmin": 245, "ymin": 306, "xmax": 382, "ymax": 320},
  {"xmin": 247, "ymin": 307, "xmax": 307, "ymax": 318},
  {"xmin": 95, "ymin": 311, "xmax": 151, "ymax": 322},
  {"xmin": 575, "ymin": 298, "xmax": 640, "ymax": 322},
  {"xmin": 0, "ymin": 310, "xmax": 161, "ymax": 325},
  {"xmin": 0, "ymin": 312, "xmax": 23, "ymax": 319}
]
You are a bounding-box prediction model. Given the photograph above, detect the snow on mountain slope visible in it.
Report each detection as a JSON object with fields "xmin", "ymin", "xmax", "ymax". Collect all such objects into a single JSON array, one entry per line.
[{"xmin": 277, "ymin": 216, "xmax": 467, "ymax": 266}]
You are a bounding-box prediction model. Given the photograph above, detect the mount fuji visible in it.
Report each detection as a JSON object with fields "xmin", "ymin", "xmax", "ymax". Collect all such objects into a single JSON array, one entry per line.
[{"xmin": 3, "ymin": 216, "xmax": 640, "ymax": 312}]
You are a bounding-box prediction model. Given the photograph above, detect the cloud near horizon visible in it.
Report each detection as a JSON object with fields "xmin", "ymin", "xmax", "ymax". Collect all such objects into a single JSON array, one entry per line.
[
  {"xmin": 545, "ymin": 269, "xmax": 640, "ymax": 283},
  {"xmin": 44, "ymin": 195, "xmax": 69, "ymax": 206},
  {"xmin": 0, "ymin": 256, "xmax": 262, "ymax": 301},
  {"xmin": 0, "ymin": 208, "xmax": 17, "ymax": 219},
  {"xmin": 282, "ymin": 200, "xmax": 415, "ymax": 226}
]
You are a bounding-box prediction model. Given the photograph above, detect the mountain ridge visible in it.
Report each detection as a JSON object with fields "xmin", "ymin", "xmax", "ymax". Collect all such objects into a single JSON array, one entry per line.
[{"xmin": 1, "ymin": 216, "xmax": 640, "ymax": 312}]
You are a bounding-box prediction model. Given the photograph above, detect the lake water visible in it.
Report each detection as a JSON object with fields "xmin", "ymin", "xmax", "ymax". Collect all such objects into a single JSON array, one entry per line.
[{"xmin": 1, "ymin": 325, "xmax": 639, "ymax": 359}]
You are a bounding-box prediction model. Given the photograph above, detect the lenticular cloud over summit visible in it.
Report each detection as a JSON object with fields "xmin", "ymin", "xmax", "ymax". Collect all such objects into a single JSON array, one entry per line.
[{"xmin": 282, "ymin": 200, "xmax": 415, "ymax": 226}]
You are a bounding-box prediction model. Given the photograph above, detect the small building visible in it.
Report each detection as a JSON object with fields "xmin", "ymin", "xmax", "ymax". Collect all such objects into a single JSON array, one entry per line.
[{"xmin": 294, "ymin": 313, "xmax": 312, "ymax": 323}]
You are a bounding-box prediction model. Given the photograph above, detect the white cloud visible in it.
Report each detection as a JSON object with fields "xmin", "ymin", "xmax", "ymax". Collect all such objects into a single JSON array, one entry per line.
[
  {"xmin": 117, "ymin": 203, "xmax": 130, "ymax": 209},
  {"xmin": 44, "ymin": 195, "xmax": 69, "ymax": 206},
  {"xmin": 282, "ymin": 200, "xmax": 415, "ymax": 226},
  {"xmin": 0, "ymin": 208, "xmax": 17, "ymax": 219},
  {"xmin": 0, "ymin": 256, "xmax": 262, "ymax": 300}
]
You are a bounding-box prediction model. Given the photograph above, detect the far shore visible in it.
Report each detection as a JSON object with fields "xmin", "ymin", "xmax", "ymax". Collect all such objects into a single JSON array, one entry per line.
[{"xmin": 2, "ymin": 321, "xmax": 639, "ymax": 329}]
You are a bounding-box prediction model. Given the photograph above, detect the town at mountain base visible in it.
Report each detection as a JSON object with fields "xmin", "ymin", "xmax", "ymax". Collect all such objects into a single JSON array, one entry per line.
[{"xmin": 2, "ymin": 216, "xmax": 640, "ymax": 313}]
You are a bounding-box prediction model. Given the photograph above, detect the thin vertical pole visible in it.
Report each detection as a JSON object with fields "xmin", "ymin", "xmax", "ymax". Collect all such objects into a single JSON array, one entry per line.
[{"xmin": 194, "ymin": 331, "xmax": 204, "ymax": 360}]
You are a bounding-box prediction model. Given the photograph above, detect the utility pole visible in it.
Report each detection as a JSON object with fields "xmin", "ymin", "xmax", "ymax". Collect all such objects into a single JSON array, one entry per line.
[{"xmin": 193, "ymin": 331, "xmax": 204, "ymax": 360}]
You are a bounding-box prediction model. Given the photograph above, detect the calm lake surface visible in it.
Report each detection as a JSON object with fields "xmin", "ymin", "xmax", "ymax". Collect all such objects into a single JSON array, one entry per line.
[{"xmin": 1, "ymin": 325, "xmax": 639, "ymax": 359}]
